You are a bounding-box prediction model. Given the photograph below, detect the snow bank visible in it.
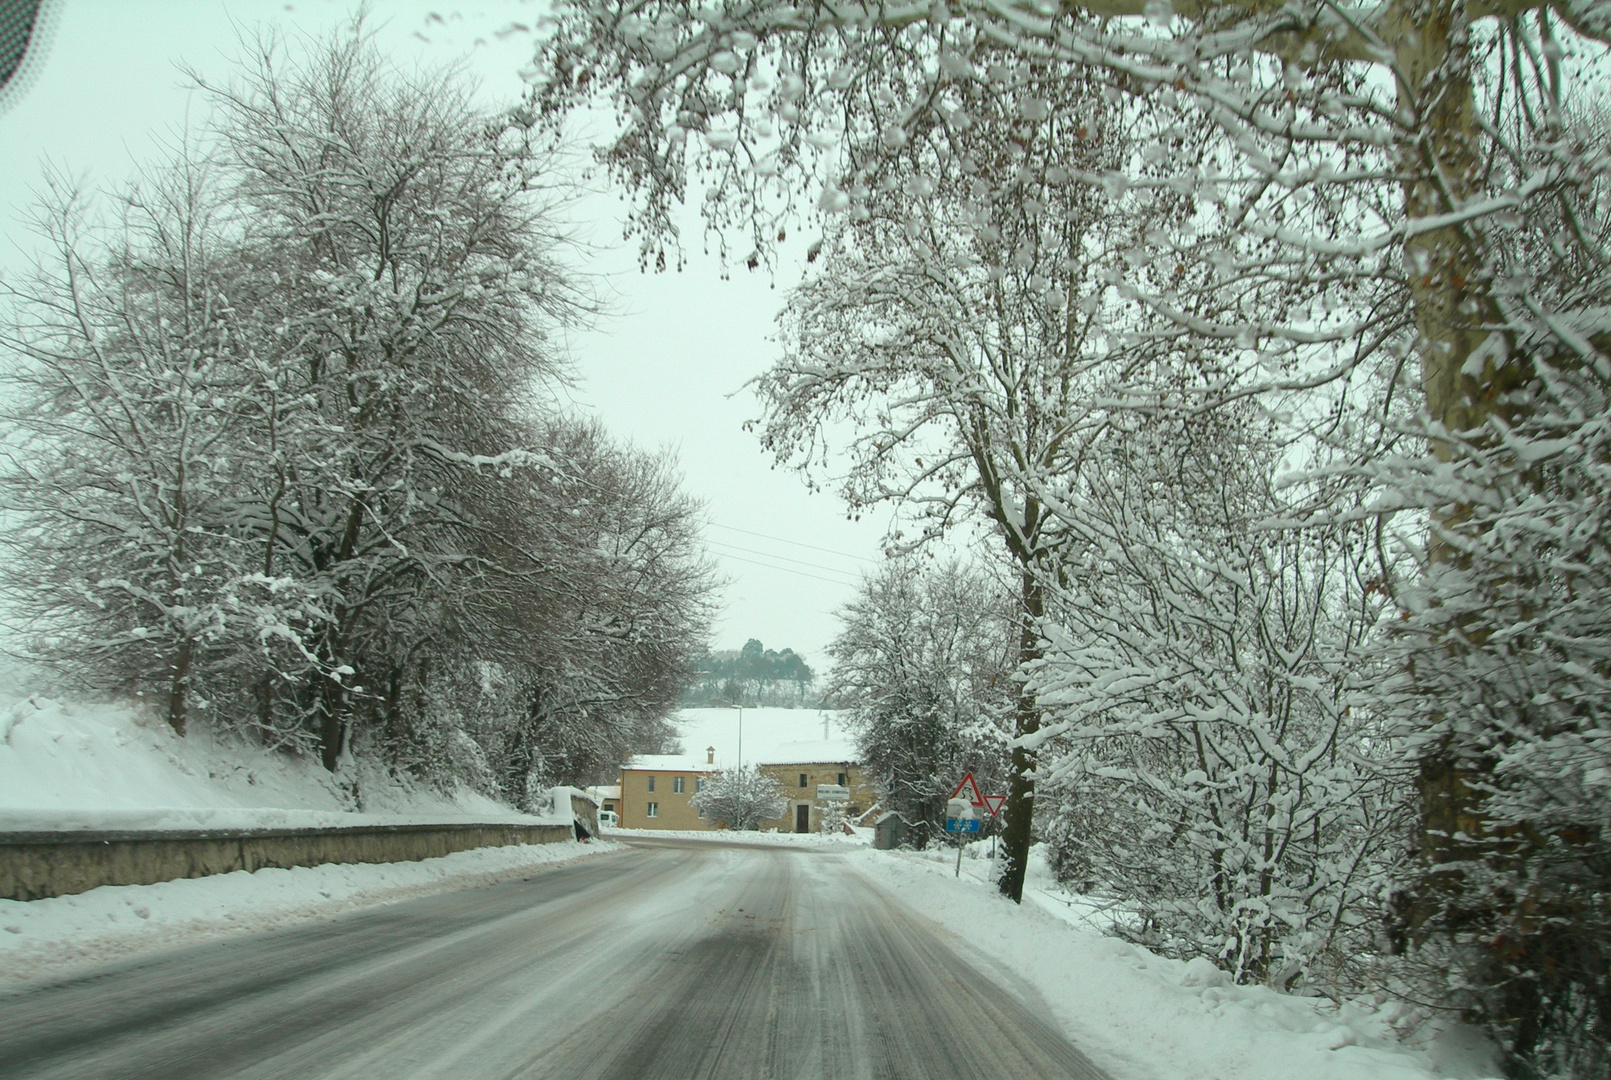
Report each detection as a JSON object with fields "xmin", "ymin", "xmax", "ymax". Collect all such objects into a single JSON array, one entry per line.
[
  {"xmin": 0, "ymin": 839, "xmax": 623, "ymax": 985},
  {"xmin": 846, "ymin": 846, "xmax": 1499, "ymax": 1080},
  {"xmin": 0, "ymin": 696, "xmax": 539, "ymax": 832},
  {"xmin": 526, "ymin": 785, "xmax": 596, "ymax": 827}
]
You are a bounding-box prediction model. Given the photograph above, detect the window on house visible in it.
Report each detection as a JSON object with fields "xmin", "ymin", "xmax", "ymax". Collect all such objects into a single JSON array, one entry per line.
[
  {"xmin": 695, "ymin": 777, "xmax": 706, "ymax": 793},
  {"xmin": 799, "ymin": 773, "xmax": 808, "ymax": 788},
  {"xmin": 697, "ymin": 806, "xmax": 705, "ymax": 818},
  {"xmin": 647, "ymin": 776, "xmax": 655, "ymax": 792},
  {"xmin": 673, "ymin": 776, "xmax": 685, "ymax": 794},
  {"xmin": 837, "ymin": 773, "xmax": 847, "ymax": 786},
  {"xmin": 646, "ymin": 802, "xmax": 658, "ymax": 818}
]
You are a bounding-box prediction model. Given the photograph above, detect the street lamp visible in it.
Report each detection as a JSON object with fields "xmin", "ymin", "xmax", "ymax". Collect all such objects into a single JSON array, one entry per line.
[{"xmin": 720, "ymin": 696, "xmax": 744, "ymax": 768}]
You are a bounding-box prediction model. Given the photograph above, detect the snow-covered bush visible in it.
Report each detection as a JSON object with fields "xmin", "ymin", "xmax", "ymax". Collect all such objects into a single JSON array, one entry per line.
[
  {"xmin": 690, "ymin": 764, "xmax": 789, "ymax": 831},
  {"xmin": 1028, "ymin": 407, "xmax": 1406, "ymax": 989}
]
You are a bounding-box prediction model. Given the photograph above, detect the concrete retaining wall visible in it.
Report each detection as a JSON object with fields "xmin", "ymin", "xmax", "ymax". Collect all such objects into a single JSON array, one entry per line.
[
  {"xmin": 0, "ymin": 821, "xmax": 576, "ymax": 902},
  {"xmin": 569, "ymin": 792, "xmax": 599, "ymax": 840}
]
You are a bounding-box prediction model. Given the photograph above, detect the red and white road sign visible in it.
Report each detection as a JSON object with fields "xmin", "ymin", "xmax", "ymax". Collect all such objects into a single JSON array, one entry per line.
[
  {"xmin": 982, "ymin": 794, "xmax": 1007, "ymax": 817},
  {"xmin": 949, "ymin": 772, "xmax": 985, "ymax": 808}
]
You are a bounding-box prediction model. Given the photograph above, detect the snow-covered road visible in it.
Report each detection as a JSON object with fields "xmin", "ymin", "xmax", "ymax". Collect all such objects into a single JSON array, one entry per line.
[{"xmin": 0, "ymin": 839, "xmax": 1109, "ymax": 1079}]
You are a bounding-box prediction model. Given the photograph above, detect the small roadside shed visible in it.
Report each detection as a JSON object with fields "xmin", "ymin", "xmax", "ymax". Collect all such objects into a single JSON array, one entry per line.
[{"xmin": 873, "ymin": 811, "xmax": 909, "ymax": 850}]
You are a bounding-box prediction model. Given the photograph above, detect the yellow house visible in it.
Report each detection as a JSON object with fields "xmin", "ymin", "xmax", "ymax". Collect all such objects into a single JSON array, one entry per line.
[
  {"xmin": 616, "ymin": 750, "xmax": 718, "ymax": 830},
  {"xmin": 616, "ymin": 746, "xmax": 875, "ymax": 833}
]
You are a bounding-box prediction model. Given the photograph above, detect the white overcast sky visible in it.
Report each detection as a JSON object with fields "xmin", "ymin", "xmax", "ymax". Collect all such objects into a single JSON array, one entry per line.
[{"xmin": 0, "ymin": 0, "xmax": 904, "ymax": 664}]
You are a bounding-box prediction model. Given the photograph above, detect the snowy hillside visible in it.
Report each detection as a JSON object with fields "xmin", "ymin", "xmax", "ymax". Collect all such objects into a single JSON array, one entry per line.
[
  {"xmin": 0, "ymin": 696, "xmax": 534, "ymax": 833},
  {"xmin": 649, "ymin": 706, "xmax": 852, "ymax": 770}
]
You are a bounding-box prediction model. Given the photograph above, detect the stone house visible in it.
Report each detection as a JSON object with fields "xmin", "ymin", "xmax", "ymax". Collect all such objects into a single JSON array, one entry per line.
[{"xmin": 754, "ymin": 759, "xmax": 874, "ymax": 834}]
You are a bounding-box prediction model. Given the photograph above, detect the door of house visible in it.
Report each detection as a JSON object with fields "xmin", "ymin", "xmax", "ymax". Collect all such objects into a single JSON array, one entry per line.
[{"xmin": 795, "ymin": 803, "xmax": 810, "ymax": 833}]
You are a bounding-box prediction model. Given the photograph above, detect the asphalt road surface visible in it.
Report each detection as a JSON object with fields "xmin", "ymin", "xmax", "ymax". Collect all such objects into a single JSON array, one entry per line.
[{"xmin": 0, "ymin": 840, "xmax": 1111, "ymax": 1080}]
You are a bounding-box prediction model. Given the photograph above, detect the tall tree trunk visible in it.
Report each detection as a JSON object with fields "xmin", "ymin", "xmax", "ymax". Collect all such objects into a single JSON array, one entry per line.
[
  {"xmin": 998, "ymin": 568, "xmax": 1045, "ymax": 903},
  {"xmin": 319, "ymin": 677, "xmax": 347, "ymax": 772},
  {"xmin": 315, "ymin": 625, "xmax": 352, "ymax": 772},
  {"xmin": 1392, "ymin": 0, "xmax": 1527, "ymax": 926},
  {"xmin": 1391, "ymin": 14, "xmax": 1569, "ymax": 1068},
  {"xmin": 166, "ymin": 638, "xmax": 193, "ymax": 737}
]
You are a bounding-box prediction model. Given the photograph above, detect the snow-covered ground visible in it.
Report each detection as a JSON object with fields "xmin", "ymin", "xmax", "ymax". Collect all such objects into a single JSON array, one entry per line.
[
  {"xmin": 0, "ymin": 693, "xmax": 618, "ymax": 987},
  {"xmin": 844, "ymin": 842, "xmax": 1497, "ymax": 1080},
  {"xmin": 604, "ymin": 825, "xmax": 869, "ymax": 846},
  {"xmin": 0, "ymin": 839, "xmax": 623, "ymax": 985},
  {"xmin": 0, "ymin": 696, "xmax": 548, "ymax": 832},
  {"xmin": 1, "ymin": 695, "xmax": 1495, "ymax": 1077}
]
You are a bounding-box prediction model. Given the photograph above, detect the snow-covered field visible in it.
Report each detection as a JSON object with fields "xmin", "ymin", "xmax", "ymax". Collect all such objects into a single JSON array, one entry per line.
[
  {"xmin": 659, "ymin": 706, "xmax": 852, "ymax": 769},
  {"xmin": 0, "ymin": 839, "xmax": 623, "ymax": 985},
  {"xmin": 0, "ymin": 695, "xmax": 548, "ymax": 832},
  {"xmin": 844, "ymin": 843, "xmax": 1497, "ymax": 1080}
]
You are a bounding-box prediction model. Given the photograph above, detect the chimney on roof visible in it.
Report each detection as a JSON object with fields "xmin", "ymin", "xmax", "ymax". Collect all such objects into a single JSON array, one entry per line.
[{"xmin": 706, "ymin": 746, "xmax": 715, "ymax": 764}]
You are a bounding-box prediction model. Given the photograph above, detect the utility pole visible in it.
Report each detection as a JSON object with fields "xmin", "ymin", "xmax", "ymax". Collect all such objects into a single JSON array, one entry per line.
[{"xmin": 722, "ymin": 697, "xmax": 744, "ymax": 768}]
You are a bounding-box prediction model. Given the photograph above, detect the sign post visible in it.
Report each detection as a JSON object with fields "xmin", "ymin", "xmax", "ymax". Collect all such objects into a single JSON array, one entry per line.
[
  {"xmin": 981, "ymin": 794, "xmax": 1007, "ymax": 861},
  {"xmin": 944, "ymin": 773, "xmax": 988, "ymax": 877},
  {"xmin": 945, "ymin": 799, "xmax": 981, "ymax": 876},
  {"xmin": 949, "ymin": 772, "xmax": 986, "ymax": 810}
]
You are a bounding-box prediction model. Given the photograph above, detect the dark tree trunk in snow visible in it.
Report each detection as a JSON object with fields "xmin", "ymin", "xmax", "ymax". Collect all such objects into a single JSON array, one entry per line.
[
  {"xmin": 319, "ymin": 679, "xmax": 348, "ymax": 773},
  {"xmin": 165, "ymin": 639, "xmax": 193, "ymax": 737},
  {"xmin": 998, "ymin": 570, "xmax": 1045, "ymax": 904},
  {"xmin": 1393, "ymin": 8, "xmax": 1526, "ymax": 941}
]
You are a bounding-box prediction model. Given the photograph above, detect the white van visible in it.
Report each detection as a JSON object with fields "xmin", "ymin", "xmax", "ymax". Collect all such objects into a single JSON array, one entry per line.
[{"xmin": 598, "ymin": 809, "xmax": 618, "ymax": 830}]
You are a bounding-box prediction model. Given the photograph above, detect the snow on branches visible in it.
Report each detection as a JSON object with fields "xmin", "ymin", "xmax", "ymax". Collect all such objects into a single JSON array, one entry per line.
[
  {"xmin": 1, "ymin": 24, "xmax": 715, "ymax": 805},
  {"xmin": 690, "ymin": 763, "xmax": 789, "ymax": 830},
  {"xmin": 539, "ymin": 0, "xmax": 1611, "ymax": 1067}
]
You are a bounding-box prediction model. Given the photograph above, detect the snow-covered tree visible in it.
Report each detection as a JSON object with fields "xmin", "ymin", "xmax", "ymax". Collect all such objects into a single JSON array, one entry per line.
[
  {"xmin": 470, "ymin": 416, "xmax": 719, "ymax": 790},
  {"xmin": 3, "ymin": 24, "xmax": 715, "ymax": 820},
  {"xmin": 536, "ymin": 1, "xmax": 1611, "ymax": 1066},
  {"xmin": 742, "ymin": 41, "xmax": 1151, "ymax": 898},
  {"xmin": 690, "ymin": 763, "xmax": 789, "ymax": 830},
  {"xmin": 828, "ymin": 557, "xmax": 1015, "ymax": 845},
  {"xmin": 1361, "ymin": 98, "xmax": 1611, "ymax": 1067},
  {"xmin": 0, "ymin": 164, "xmax": 323, "ymax": 736},
  {"xmin": 190, "ymin": 25, "xmax": 595, "ymax": 769}
]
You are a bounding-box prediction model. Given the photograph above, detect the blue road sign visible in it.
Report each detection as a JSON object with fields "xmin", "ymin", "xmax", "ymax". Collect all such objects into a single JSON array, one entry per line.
[{"xmin": 944, "ymin": 816, "xmax": 982, "ymax": 834}]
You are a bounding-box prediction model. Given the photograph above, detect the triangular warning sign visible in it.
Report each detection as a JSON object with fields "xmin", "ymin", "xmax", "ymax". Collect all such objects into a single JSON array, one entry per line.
[
  {"xmin": 949, "ymin": 771, "xmax": 985, "ymax": 807},
  {"xmin": 983, "ymin": 794, "xmax": 1007, "ymax": 817}
]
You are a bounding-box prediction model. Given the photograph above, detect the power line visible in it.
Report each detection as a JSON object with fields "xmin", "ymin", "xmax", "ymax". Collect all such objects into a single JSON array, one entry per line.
[
  {"xmin": 716, "ymin": 551, "xmax": 860, "ymax": 588},
  {"xmin": 706, "ymin": 539, "xmax": 870, "ymax": 580},
  {"xmin": 707, "ymin": 521, "xmax": 881, "ymax": 564}
]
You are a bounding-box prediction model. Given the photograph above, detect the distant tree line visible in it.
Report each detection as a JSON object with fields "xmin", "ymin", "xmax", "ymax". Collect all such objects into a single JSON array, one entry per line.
[
  {"xmin": 682, "ymin": 638, "xmax": 816, "ymax": 707},
  {"xmin": 0, "ymin": 24, "xmax": 715, "ymax": 801}
]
